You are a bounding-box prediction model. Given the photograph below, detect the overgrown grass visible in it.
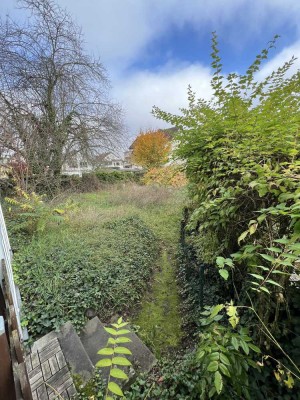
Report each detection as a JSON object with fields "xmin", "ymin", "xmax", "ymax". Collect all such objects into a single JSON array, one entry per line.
[
  {"xmin": 11, "ymin": 184, "xmax": 185, "ymax": 345},
  {"xmin": 133, "ymin": 249, "xmax": 183, "ymax": 357}
]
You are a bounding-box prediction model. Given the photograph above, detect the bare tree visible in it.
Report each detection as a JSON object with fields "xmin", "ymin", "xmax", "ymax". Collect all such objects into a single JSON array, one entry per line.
[{"xmin": 0, "ymin": 0, "xmax": 123, "ymax": 191}]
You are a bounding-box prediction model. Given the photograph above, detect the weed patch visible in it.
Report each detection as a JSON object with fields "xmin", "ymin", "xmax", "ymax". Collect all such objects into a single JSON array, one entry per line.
[{"xmin": 14, "ymin": 216, "xmax": 157, "ymax": 339}]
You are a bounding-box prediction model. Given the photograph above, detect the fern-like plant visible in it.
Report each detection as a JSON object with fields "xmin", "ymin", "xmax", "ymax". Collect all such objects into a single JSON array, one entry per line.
[{"xmin": 96, "ymin": 317, "xmax": 133, "ymax": 399}]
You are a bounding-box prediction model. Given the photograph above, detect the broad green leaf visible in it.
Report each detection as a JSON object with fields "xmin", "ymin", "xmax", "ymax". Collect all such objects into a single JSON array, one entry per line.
[
  {"xmin": 118, "ymin": 322, "xmax": 129, "ymax": 328},
  {"xmin": 249, "ymin": 273, "xmax": 264, "ymax": 280},
  {"xmin": 259, "ymin": 286, "xmax": 270, "ymax": 294},
  {"xmin": 267, "ymin": 247, "xmax": 281, "ymax": 253},
  {"xmin": 240, "ymin": 340, "xmax": 249, "ymax": 355},
  {"xmin": 214, "ymin": 371, "xmax": 223, "ymax": 394},
  {"xmin": 110, "ymin": 368, "xmax": 129, "ymax": 380},
  {"xmin": 116, "ymin": 329, "xmax": 131, "ymax": 335},
  {"xmin": 248, "ymin": 343, "xmax": 261, "ymax": 353},
  {"xmin": 97, "ymin": 347, "xmax": 114, "ymax": 355},
  {"xmin": 106, "ymin": 397, "xmax": 114, "ymax": 400},
  {"xmin": 231, "ymin": 337, "xmax": 239, "ymax": 350},
  {"xmin": 209, "ymin": 352, "xmax": 220, "ymax": 361},
  {"xmin": 112, "ymin": 357, "xmax": 132, "ymax": 366},
  {"xmin": 219, "ymin": 269, "xmax": 229, "ymax": 280},
  {"xmin": 197, "ymin": 350, "xmax": 205, "ymax": 359},
  {"xmin": 208, "ymin": 387, "xmax": 216, "ymax": 398},
  {"xmin": 112, "ymin": 322, "xmax": 129, "ymax": 329},
  {"xmin": 117, "ymin": 317, "xmax": 123, "ymax": 324},
  {"xmin": 116, "ymin": 337, "xmax": 132, "ymax": 344},
  {"xmin": 256, "ymin": 265, "xmax": 269, "ymax": 271},
  {"xmin": 108, "ymin": 338, "xmax": 116, "ymax": 345},
  {"xmin": 271, "ymin": 270, "xmax": 287, "ymax": 275},
  {"xmin": 114, "ymin": 347, "xmax": 132, "ymax": 355},
  {"xmin": 220, "ymin": 353, "xmax": 230, "ymax": 365},
  {"xmin": 219, "ymin": 363, "xmax": 231, "ymax": 377},
  {"xmin": 104, "ymin": 327, "xmax": 118, "ymax": 335},
  {"xmin": 96, "ymin": 358, "xmax": 112, "ymax": 367},
  {"xmin": 274, "ymin": 238, "xmax": 289, "ymax": 244},
  {"xmin": 249, "ymin": 223, "xmax": 258, "ymax": 235},
  {"xmin": 207, "ymin": 361, "xmax": 219, "ymax": 372},
  {"xmin": 266, "ymin": 279, "xmax": 283, "ymax": 288},
  {"xmin": 259, "ymin": 253, "xmax": 275, "ymax": 262},
  {"xmin": 210, "ymin": 304, "xmax": 224, "ymax": 318},
  {"xmin": 108, "ymin": 381, "xmax": 124, "ymax": 397},
  {"xmin": 238, "ymin": 230, "xmax": 249, "ymax": 244}
]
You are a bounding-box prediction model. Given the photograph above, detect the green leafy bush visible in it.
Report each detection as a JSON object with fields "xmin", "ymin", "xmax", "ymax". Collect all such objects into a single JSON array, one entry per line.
[{"xmin": 153, "ymin": 33, "xmax": 300, "ymax": 397}]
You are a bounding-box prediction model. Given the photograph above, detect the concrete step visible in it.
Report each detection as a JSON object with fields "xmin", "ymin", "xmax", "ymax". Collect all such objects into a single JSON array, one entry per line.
[
  {"xmin": 57, "ymin": 322, "xmax": 94, "ymax": 383},
  {"xmin": 79, "ymin": 317, "xmax": 156, "ymax": 376}
]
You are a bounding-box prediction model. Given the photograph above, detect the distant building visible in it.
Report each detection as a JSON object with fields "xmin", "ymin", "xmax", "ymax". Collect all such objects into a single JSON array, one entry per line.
[
  {"xmin": 93, "ymin": 152, "xmax": 124, "ymax": 169},
  {"xmin": 62, "ymin": 154, "xmax": 93, "ymax": 177}
]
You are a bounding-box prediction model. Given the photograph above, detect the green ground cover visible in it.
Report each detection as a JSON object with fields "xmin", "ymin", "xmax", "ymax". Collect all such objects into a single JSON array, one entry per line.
[{"xmin": 10, "ymin": 184, "xmax": 185, "ymax": 353}]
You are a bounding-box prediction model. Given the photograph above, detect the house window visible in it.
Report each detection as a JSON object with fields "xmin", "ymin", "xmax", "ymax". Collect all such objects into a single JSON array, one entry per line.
[{"xmin": 80, "ymin": 161, "xmax": 88, "ymax": 168}]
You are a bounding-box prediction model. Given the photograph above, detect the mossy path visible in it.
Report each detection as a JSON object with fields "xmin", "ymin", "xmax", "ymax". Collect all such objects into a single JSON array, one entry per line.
[{"xmin": 133, "ymin": 247, "xmax": 183, "ymax": 357}]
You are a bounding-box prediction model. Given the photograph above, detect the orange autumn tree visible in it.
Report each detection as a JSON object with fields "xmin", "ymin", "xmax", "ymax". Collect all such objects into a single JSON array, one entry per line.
[{"xmin": 131, "ymin": 129, "xmax": 171, "ymax": 169}]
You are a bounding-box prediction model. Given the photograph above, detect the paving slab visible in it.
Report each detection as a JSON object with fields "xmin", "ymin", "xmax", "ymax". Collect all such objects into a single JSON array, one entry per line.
[
  {"xmin": 57, "ymin": 321, "xmax": 94, "ymax": 382},
  {"xmin": 80, "ymin": 317, "xmax": 156, "ymax": 376}
]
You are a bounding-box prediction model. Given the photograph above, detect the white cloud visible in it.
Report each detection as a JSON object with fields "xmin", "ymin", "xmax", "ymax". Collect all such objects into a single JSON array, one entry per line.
[
  {"xmin": 257, "ymin": 41, "xmax": 300, "ymax": 80},
  {"xmin": 1, "ymin": 0, "xmax": 300, "ymax": 137},
  {"xmin": 113, "ymin": 62, "xmax": 213, "ymax": 136}
]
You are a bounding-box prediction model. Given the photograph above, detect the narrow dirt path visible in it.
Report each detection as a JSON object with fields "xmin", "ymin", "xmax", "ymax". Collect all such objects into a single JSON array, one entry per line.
[{"xmin": 133, "ymin": 247, "xmax": 183, "ymax": 357}]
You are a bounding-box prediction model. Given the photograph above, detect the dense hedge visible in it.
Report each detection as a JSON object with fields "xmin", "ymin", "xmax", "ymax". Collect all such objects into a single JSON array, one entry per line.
[
  {"xmin": 60, "ymin": 170, "xmax": 144, "ymax": 192},
  {"xmin": 14, "ymin": 216, "xmax": 157, "ymax": 339}
]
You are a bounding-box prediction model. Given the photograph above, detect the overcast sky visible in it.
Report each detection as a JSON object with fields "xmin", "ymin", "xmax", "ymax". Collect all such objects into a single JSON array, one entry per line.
[{"xmin": 1, "ymin": 0, "xmax": 300, "ymax": 140}]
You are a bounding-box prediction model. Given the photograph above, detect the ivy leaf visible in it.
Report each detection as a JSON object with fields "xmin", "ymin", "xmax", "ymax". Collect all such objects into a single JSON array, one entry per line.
[
  {"xmin": 110, "ymin": 368, "xmax": 129, "ymax": 380},
  {"xmin": 214, "ymin": 371, "xmax": 223, "ymax": 394},
  {"xmin": 108, "ymin": 381, "xmax": 124, "ymax": 397},
  {"xmin": 112, "ymin": 357, "xmax": 132, "ymax": 366},
  {"xmin": 219, "ymin": 269, "xmax": 229, "ymax": 280}
]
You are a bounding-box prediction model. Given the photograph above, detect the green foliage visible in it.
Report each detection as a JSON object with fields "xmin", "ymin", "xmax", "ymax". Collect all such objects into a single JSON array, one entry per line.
[
  {"xmin": 153, "ymin": 33, "xmax": 300, "ymax": 398},
  {"xmin": 5, "ymin": 187, "xmax": 76, "ymax": 235},
  {"xmin": 96, "ymin": 317, "xmax": 132, "ymax": 399},
  {"xmin": 14, "ymin": 216, "xmax": 158, "ymax": 338},
  {"xmin": 93, "ymin": 170, "xmax": 143, "ymax": 183},
  {"xmin": 133, "ymin": 249, "xmax": 183, "ymax": 357},
  {"xmin": 196, "ymin": 304, "xmax": 261, "ymax": 399}
]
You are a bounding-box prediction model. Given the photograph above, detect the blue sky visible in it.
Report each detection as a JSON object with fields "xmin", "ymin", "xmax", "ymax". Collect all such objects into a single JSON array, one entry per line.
[{"xmin": 1, "ymin": 0, "xmax": 300, "ymax": 137}]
